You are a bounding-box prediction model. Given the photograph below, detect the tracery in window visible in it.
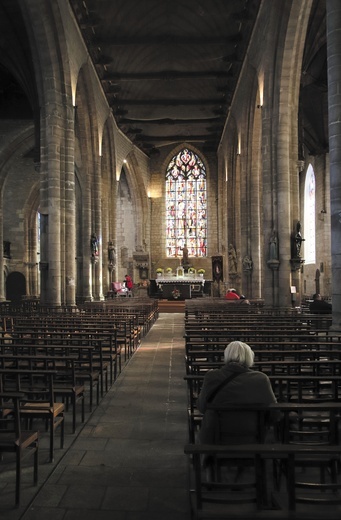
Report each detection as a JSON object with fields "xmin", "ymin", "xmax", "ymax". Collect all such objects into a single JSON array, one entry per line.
[
  {"xmin": 165, "ymin": 148, "xmax": 207, "ymax": 258},
  {"xmin": 304, "ymin": 164, "xmax": 316, "ymax": 264}
]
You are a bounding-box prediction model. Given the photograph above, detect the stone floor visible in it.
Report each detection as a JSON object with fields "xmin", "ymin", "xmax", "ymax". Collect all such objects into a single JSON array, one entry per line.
[{"xmin": 0, "ymin": 312, "xmax": 190, "ymax": 520}]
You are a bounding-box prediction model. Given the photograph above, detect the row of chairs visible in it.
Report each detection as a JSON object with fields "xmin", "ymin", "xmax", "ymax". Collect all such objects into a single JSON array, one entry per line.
[
  {"xmin": 183, "ymin": 301, "xmax": 341, "ymax": 518},
  {"xmin": 0, "ymin": 298, "xmax": 159, "ymax": 505}
]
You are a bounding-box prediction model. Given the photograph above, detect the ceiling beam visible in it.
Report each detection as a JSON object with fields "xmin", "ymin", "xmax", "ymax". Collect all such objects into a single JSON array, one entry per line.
[
  {"xmin": 93, "ymin": 34, "xmax": 243, "ymax": 47},
  {"xmin": 102, "ymin": 70, "xmax": 234, "ymax": 82},
  {"xmin": 109, "ymin": 98, "xmax": 228, "ymax": 106},
  {"xmin": 118, "ymin": 117, "xmax": 224, "ymax": 125},
  {"xmin": 133, "ymin": 134, "xmax": 218, "ymax": 142}
]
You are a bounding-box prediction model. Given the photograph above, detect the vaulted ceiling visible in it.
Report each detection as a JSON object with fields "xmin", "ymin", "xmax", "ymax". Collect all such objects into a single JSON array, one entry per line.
[
  {"xmin": 0, "ymin": 0, "xmax": 328, "ymax": 160},
  {"xmin": 69, "ymin": 0, "xmax": 261, "ymax": 156}
]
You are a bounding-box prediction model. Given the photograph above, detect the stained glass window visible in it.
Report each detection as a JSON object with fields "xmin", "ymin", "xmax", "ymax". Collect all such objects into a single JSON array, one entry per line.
[
  {"xmin": 304, "ymin": 165, "xmax": 316, "ymax": 264},
  {"xmin": 165, "ymin": 148, "xmax": 207, "ymax": 258}
]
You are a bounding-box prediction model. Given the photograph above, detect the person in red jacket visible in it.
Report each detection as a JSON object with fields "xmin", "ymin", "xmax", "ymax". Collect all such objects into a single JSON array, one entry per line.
[
  {"xmin": 224, "ymin": 288, "xmax": 240, "ymax": 300},
  {"xmin": 124, "ymin": 274, "xmax": 133, "ymax": 290}
]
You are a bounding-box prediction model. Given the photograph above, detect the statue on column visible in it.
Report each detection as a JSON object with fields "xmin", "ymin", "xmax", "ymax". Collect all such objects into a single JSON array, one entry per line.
[
  {"xmin": 269, "ymin": 229, "xmax": 279, "ymax": 261},
  {"xmin": 91, "ymin": 233, "xmax": 99, "ymax": 257},
  {"xmin": 293, "ymin": 221, "xmax": 304, "ymax": 258},
  {"xmin": 242, "ymin": 255, "xmax": 253, "ymax": 272},
  {"xmin": 267, "ymin": 229, "xmax": 280, "ymax": 271},
  {"xmin": 228, "ymin": 244, "xmax": 238, "ymax": 274},
  {"xmin": 108, "ymin": 241, "xmax": 115, "ymax": 265}
]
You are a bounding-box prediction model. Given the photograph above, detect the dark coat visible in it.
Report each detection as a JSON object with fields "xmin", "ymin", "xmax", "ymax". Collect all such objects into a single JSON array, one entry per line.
[
  {"xmin": 197, "ymin": 362, "xmax": 277, "ymax": 444},
  {"xmin": 309, "ymin": 299, "xmax": 332, "ymax": 314}
]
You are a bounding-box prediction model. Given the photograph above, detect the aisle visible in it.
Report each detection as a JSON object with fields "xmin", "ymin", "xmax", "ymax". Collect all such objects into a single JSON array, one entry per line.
[{"xmin": 22, "ymin": 313, "xmax": 190, "ymax": 520}]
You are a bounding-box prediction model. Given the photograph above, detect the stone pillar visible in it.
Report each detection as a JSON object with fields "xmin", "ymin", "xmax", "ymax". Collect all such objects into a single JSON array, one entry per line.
[
  {"xmin": 262, "ymin": 97, "xmax": 280, "ymax": 307},
  {"xmin": 0, "ymin": 208, "xmax": 5, "ymax": 300},
  {"xmin": 43, "ymin": 108, "xmax": 62, "ymax": 306},
  {"xmin": 93, "ymin": 154, "xmax": 103, "ymax": 300},
  {"xmin": 326, "ymin": 0, "xmax": 341, "ymax": 327},
  {"xmin": 47, "ymin": 157, "xmax": 61, "ymax": 306},
  {"xmin": 80, "ymin": 134, "xmax": 92, "ymax": 302},
  {"xmin": 65, "ymin": 105, "xmax": 76, "ymax": 306},
  {"xmin": 26, "ymin": 218, "xmax": 39, "ymax": 297}
]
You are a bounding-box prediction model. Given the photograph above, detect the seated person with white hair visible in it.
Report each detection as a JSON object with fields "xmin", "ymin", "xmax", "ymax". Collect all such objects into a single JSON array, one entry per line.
[{"xmin": 197, "ymin": 341, "xmax": 278, "ymax": 445}]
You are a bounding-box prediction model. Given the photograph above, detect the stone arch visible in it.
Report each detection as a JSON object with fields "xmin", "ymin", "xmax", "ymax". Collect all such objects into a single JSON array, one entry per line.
[
  {"xmin": 23, "ymin": 183, "xmax": 40, "ymax": 298},
  {"xmin": 17, "ymin": 2, "xmax": 78, "ymax": 305},
  {"xmin": 101, "ymin": 120, "xmax": 117, "ymax": 291},
  {"xmin": 164, "ymin": 146, "xmax": 208, "ymax": 259},
  {"xmin": 276, "ymin": 0, "xmax": 313, "ymax": 307},
  {"xmin": 163, "ymin": 143, "xmax": 211, "ymax": 182},
  {"xmin": 0, "ymin": 127, "xmax": 36, "ymax": 300},
  {"xmin": 124, "ymin": 150, "xmax": 149, "ymax": 251},
  {"xmin": 224, "ymin": 118, "xmax": 239, "ymax": 253},
  {"xmin": 116, "ymin": 166, "xmax": 136, "ymax": 280},
  {"xmin": 161, "ymin": 144, "xmax": 211, "ymax": 259},
  {"xmin": 74, "ymin": 63, "xmax": 104, "ymax": 301},
  {"xmin": 246, "ymin": 74, "xmax": 264, "ymax": 299},
  {"xmin": 6, "ymin": 271, "xmax": 26, "ymax": 302}
]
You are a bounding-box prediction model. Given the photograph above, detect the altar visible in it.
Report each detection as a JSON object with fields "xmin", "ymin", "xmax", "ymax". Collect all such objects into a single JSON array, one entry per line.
[{"xmin": 151, "ymin": 276, "xmax": 208, "ymax": 299}]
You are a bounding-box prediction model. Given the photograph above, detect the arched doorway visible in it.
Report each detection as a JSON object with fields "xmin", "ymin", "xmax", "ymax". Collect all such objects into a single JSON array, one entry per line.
[{"xmin": 6, "ymin": 271, "xmax": 26, "ymax": 301}]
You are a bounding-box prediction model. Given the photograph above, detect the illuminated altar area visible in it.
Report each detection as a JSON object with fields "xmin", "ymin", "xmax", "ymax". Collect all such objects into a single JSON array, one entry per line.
[
  {"xmin": 156, "ymin": 278, "xmax": 204, "ymax": 299},
  {"xmin": 152, "ymin": 267, "xmax": 209, "ymax": 299}
]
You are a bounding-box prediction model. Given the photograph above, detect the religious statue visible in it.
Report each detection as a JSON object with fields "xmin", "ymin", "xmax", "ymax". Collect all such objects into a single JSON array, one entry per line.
[
  {"xmin": 228, "ymin": 244, "xmax": 238, "ymax": 273},
  {"xmin": 293, "ymin": 221, "xmax": 304, "ymax": 258},
  {"xmin": 91, "ymin": 233, "xmax": 99, "ymax": 256},
  {"xmin": 181, "ymin": 243, "xmax": 189, "ymax": 266},
  {"xmin": 108, "ymin": 241, "xmax": 115, "ymax": 264},
  {"xmin": 242, "ymin": 255, "xmax": 253, "ymax": 271},
  {"xmin": 269, "ymin": 229, "xmax": 279, "ymax": 261}
]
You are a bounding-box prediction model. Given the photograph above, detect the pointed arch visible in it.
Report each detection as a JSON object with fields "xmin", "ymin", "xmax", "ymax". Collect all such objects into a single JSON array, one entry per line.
[
  {"xmin": 304, "ymin": 164, "xmax": 316, "ymax": 264},
  {"xmin": 165, "ymin": 147, "xmax": 207, "ymax": 258}
]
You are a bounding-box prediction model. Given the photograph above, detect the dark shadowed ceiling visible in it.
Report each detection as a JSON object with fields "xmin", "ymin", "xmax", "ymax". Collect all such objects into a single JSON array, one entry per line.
[
  {"xmin": 69, "ymin": 0, "xmax": 261, "ymax": 156},
  {"xmin": 0, "ymin": 0, "xmax": 328, "ymax": 160}
]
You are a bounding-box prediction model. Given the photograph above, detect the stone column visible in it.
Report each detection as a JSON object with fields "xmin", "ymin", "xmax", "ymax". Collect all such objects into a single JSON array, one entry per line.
[
  {"xmin": 65, "ymin": 105, "xmax": 76, "ymax": 306},
  {"xmin": 93, "ymin": 154, "xmax": 103, "ymax": 300},
  {"xmin": 0, "ymin": 208, "xmax": 5, "ymax": 300},
  {"xmin": 326, "ymin": 0, "xmax": 341, "ymax": 327},
  {"xmin": 43, "ymin": 108, "xmax": 62, "ymax": 307}
]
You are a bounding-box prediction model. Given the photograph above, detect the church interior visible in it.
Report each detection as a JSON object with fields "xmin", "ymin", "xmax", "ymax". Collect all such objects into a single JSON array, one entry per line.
[{"xmin": 0, "ymin": 0, "xmax": 341, "ymax": 518}]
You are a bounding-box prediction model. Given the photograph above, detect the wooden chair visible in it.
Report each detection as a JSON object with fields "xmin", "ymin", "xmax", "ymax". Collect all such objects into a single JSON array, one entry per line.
[
  {"xmin": 0, "ymin": 392, "xmax": 39, "ymax": 505},
  {"xmin": 51, "ymin": 359, "xmax": 85, "ymax": 434},
  {"xmin": 273, "ymin": 402, "xmax": 341, "ymax": 493},
  {"xmin": 185, "ymin": 443, "xmax": 341, "ymax": 519},
  {"xmin": 0, "ymin": 354, "xmax": 85, "ymax": 435},
  {"xmin": 73, "ymin": 353, "xmax": 100, "ymax": 412},
  {"xmin": 0, "ymin": 370, "xmax": 64, "ymax": 463},
  {"xmin": 185, "ymin": 443, "xmax": 272, "ymax": 519}
]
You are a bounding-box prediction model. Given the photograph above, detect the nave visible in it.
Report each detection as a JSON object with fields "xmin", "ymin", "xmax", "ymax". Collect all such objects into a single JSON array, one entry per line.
[
  {"xmin": 1, "ymin": 312, "xmax": 190, "ymax": 520},
  {"xmin": 1, "ymin": 304, "xmax": 341, "ymax": 520}
]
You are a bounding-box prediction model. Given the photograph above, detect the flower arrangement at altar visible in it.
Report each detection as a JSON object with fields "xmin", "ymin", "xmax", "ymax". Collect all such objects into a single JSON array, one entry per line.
[
  {"xmin": 165, "ymin": 267, "xmax": 173, "ymax": 274},
  {"xmin": 156, "ymin": 268, "xmax": 163, "ymax": 274},
  {"xmin": 197, "ymin": 269, "xmax": 205, "ymax": 275},
  {"xmin": 188, "ymin": 267, "xmax": 196, "ymax": 275},
  {"xmin": 172, "ymin": 288, "xmax": 181, "ymax": 299}
]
